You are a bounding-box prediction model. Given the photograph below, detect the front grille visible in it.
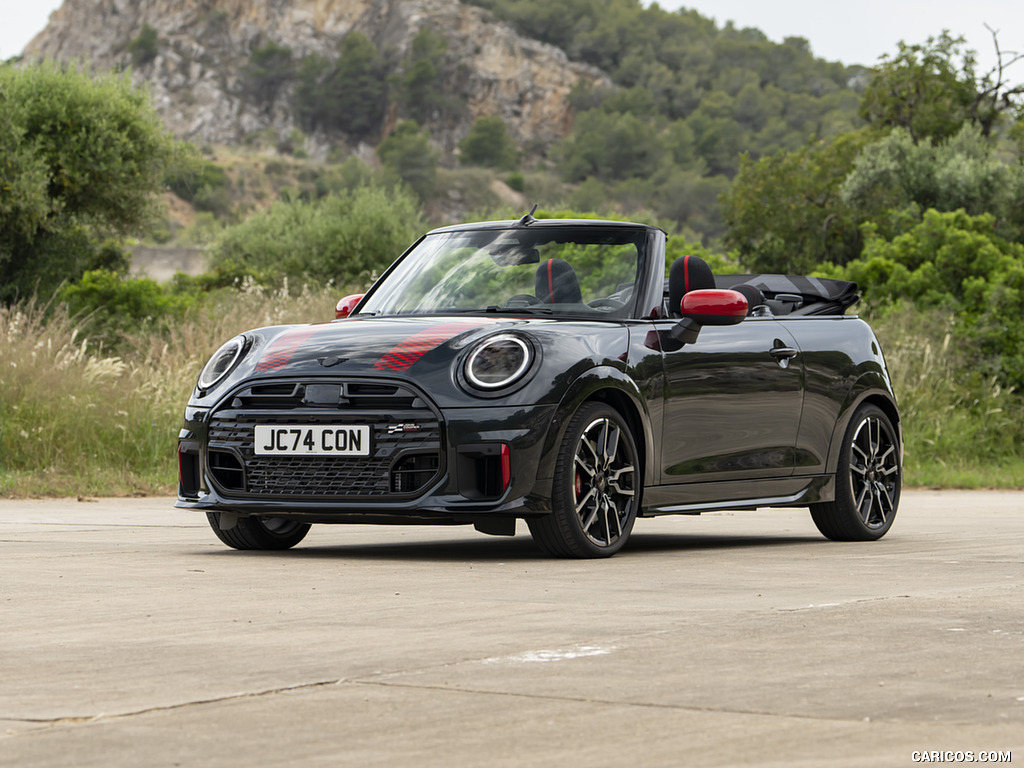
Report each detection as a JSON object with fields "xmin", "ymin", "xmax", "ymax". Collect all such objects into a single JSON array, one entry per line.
[
  {"xmin": 228, "ymin": 381, "xmax": 423, "ymax": 410},
  {"xmin": 206, "ymin": 378, "xmax": 443, "ymax": 499}
]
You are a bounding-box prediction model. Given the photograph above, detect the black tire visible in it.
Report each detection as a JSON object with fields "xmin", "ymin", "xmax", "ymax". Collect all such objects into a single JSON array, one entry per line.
[
  {"xmin": 527, "ymin": 402, "xmax": 640, "ymax": 558},
  {"xmin": 810, "ymin": 404, "xmax": 901, "ymax": 541},
  {"xmin": 206, "ymin": 513, "xmax": 311, "ymax": 550}
]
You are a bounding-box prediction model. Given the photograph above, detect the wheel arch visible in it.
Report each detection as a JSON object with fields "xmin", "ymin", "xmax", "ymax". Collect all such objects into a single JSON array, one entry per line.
[
  {"xmin": 824, "ymin": 373, "xmax": 902, "ymax": 475},
  {"xmin": 537, "ymin": 366, "xmax": 653, "ymax": 490},
  {"xmin": 586, "ymin": 387, "xmax": 649, "ymax": 487}
]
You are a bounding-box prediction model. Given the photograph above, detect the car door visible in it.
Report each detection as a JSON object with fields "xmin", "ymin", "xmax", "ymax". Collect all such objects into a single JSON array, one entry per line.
[{"xmin": 656, "ymin": 316, "xmax": 804, "ymax": 484}]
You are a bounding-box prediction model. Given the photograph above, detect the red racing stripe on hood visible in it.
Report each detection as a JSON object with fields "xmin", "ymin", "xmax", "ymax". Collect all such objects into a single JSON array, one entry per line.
[
  {"xmin": 374, "ymin": 321, "xmax": 489, "ymax": 372},
  {"xmin": 255, "ymin": 326, "xmax": 321, "ymax": 372}
]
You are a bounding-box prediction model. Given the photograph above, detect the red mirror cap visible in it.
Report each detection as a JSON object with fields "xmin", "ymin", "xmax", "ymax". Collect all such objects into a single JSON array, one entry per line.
[
  {"xmin": 680, "ymin": 289, "xmax": 748, "ymax": 325},
  {"xmin": 335, "ymin": 293, "xmax": 364, "ymax": 319}
]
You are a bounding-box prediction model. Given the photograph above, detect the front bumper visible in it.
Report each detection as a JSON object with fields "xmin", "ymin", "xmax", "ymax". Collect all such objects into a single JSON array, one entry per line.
[{"xmin": 176, "ymin": 376, "xmax": 558, "ymax": 522}]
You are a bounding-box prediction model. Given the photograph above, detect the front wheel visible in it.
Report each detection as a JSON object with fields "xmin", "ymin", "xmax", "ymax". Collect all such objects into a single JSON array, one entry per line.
[
  {"xmin": 207, "ymin": 513, "xmax": 311, "ymax": 550},
  {"xmin": 528, "ymin": 402, "xmax": 640, "ymax": 558},
  {"xmin": 810, "ymin": 404, "xmax": 901, "ymax": 541}
]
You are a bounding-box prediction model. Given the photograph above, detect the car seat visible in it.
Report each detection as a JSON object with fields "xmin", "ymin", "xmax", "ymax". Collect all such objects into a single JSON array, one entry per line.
[
  {"xmin": 668, "ymin": 254, "xmax": 715, "ymax": 317},
  {"xmin": 535, "ymin": 258, "xmax": 583, "ymax": 304}
]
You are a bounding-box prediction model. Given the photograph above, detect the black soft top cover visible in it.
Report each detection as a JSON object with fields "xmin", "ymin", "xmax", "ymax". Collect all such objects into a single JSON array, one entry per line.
[{"xmin": 715, "ymin": 274, "xmax": 860, "ymax": 316}]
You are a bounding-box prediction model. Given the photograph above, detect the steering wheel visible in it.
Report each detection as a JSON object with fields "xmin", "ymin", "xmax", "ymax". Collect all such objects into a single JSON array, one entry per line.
[
  {"xmin": 587, "ymin": 298, "xmax": 627, "ymax": 311},
  {"xmin": 505, "ymin": 294, "xmax": 542, "ymax": 307}
]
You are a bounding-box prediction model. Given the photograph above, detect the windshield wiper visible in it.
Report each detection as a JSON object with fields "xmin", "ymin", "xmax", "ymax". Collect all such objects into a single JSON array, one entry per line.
[
  {"xmin": 484, "ymin": 305, "xmax": 554, "ymax": 315},
  {"xmin": 439, "ymin": 306, "xmax": 555, "ymax": 315}
]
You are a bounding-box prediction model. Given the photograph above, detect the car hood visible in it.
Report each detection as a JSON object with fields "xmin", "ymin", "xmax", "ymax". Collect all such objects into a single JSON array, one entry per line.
[
  {"xmin": 248, "ymin": 316, "xmax": 511, "ymax": 375},
  {"xmin": 191, "ymin": 315, "xmax": 630, "ymax": 409}
]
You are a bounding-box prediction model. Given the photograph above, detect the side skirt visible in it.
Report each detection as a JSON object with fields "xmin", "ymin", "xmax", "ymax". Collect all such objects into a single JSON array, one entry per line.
[{"xmin": 640, "ymin": 474, "xmax": 834, "ymax": 517}]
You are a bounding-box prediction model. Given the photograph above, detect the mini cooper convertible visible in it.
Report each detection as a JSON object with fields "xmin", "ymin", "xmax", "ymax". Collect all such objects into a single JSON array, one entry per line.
[{"xmin": 177, "ymin": 214, "xmax": 902, "ymax": 557}]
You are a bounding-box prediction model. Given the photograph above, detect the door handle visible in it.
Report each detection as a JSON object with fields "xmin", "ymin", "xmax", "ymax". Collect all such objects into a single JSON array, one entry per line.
[{"xmin": 769, "ymin": 345, "xmax": 798, "ymax": 368}]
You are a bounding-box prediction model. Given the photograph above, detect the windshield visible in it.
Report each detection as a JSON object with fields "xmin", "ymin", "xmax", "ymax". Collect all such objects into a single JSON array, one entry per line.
[{"xmin": 359, "ymin": 226, "xmax": 645, "ymax": 318}]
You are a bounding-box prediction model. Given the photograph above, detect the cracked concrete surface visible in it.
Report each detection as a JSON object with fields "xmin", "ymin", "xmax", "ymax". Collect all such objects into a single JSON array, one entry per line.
[{"xmin": 1, "ymin": 491, "xmax": 1022, "ymax": 766}]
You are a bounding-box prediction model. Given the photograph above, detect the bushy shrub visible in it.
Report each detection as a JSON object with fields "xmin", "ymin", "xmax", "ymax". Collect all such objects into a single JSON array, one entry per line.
[
  {"xmin": 847, "ymin": 208, "xmax": 1024, "ymax": 387},
  {"xmin": 58, "ymin": 269, "xmax": 198, "ymax": 350},
  {"xmin": 460, "ymin": 116, "xmax": 520, "ymax": 170},
  {"xmin": 165, "ymin": 160, "xmax": 231, "ymax": 204},
  {"xmin": 207, "ymin": 185, "xmax": 425, "ymax": 288},
  {"xmin": 126, "ymin": 24, "xmax": 159, "ymax": 66},
  {"xmin": 505, "ymin": 172, "xmax": 525, "ymax": 192},
  {"xmin": 377, "ymin": 122, "xmax": 439, "ymax": 200}
]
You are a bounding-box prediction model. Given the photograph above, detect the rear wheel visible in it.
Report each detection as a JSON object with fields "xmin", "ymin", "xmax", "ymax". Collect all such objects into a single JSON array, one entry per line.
[
  {"xmin": 528, "ymin": 402, "xmax": 639, "ymax": 558},
  {"xmin": 810, "ymin": 404, "xmax": 900, "ymax": 541},
  {"xmin": 207, "ymin": 513, "xmax": 311, "ymax": 550}
]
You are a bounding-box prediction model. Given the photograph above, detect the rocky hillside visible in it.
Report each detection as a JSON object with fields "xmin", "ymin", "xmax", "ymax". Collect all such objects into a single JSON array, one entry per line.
[{"xmin": 24, "ymin": 0, "xmax": 611, "ymax": 161}]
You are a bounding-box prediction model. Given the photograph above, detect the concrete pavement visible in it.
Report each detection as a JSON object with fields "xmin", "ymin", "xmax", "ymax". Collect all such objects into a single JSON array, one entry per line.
[{"xmin": 1, "ymin": 491, "xmax": 1021, "ymax": 766}]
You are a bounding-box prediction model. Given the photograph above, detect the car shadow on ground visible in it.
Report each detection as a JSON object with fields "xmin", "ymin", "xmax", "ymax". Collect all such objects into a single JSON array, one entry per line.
[{"xmin": 196, "ymin": 530, "xmax": 823, "ymax": 562}]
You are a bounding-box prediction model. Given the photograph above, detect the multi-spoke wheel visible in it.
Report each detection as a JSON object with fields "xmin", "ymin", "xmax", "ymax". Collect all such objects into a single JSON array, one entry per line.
[
  {"xmin": 810, "ymin": 404, "xmax": 901, "ymax": 541},
  {"xmin": 528, "ymin": 402, "xmax": 639, "ymax": 558},
  {"xmin": 207, "ymin": 513, "xmax": 311, "ymax": 550}
]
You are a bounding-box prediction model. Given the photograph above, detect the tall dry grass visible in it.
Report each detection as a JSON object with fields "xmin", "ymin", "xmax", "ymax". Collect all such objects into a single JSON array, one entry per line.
[
  {"xmin": 0, "ymin": 283, "xmax": 341, "ymax": 497},
  {"xmin": 870, "ymin": 305, "xmax": 1024, "ymax": 486}
]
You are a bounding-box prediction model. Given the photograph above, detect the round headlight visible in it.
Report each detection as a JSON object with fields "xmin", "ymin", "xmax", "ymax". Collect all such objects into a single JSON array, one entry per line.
[
  {"xmin": 465, "ymin": 334, "xmax": 533, "ymax": 391},
  {"xmin": 198, "ymin": 336, "xmax": 247, "ymax": 391}
]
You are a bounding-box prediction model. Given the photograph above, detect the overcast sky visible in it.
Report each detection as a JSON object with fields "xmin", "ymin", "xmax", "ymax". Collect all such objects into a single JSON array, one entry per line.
[{"xmin": 2, "ymin": 0, "xmax": 1022, "ymax": 71}]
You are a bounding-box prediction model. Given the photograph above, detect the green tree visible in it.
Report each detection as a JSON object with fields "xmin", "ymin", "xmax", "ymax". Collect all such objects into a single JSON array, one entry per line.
[
  {"xmin": 859, "ymin": 32, "xmax": 1023, "ymax": 142},
  {"xmin": 393, "ymin": 29, "xmax": 452, "ymax": 124},
  {"xmin": 207, "ymin": 186, "xmax": 425, "ymax": 287},
  {"xmin": 293, "ymin": 52, "xmax": 334, "ymax": 129},
  {"xmin": 555, "ymin": 110, "xmax": 662, "ymax": 182},
  {"xmin": 720, "ymin": 131, "xmax": 871, "ymax": 273},
  {"xmin": 684, "ymin": 93, "xmax": 748, "ymax": 176},
  {"xmin": 333, "ymin": 33, "xmax": 388, "ymax": 138},
  {"xmin": 293, "ymin": 33, "xmax": 388, "ymax": 140},
  {"xmin": 377, "ymin": 121, "xmax": 440, "ymax": 200},
  {"xmin": 459, "ymin": 116, "xmax": 520, "ymax": 170},
  {"xmin": 840, "ymin": 124, "xmax": 1024, "ymax": 241},
  {"xmin": 0, "ymin": 62, "xmax": 186, "ymax": 303},
  {"xmin": 650, "ymin": 166, "xmax": 730, "ymax": 238},
  {"xmin": 243, "ymin": 41, "xmax": 294, "ymax": 106}
]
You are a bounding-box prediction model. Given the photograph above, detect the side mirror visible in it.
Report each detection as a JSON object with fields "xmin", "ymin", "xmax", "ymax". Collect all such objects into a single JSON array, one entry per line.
[
  {"xmin": 672, "ymin": 289, "xmax": 748, "ymax": 343},
  {"xmin": 335, "ymin": 293, "xmax": 364, "ymax": 320},
  {"xmin": 680, "ymin": 289, "xmax": 748, "ymax": 325}
]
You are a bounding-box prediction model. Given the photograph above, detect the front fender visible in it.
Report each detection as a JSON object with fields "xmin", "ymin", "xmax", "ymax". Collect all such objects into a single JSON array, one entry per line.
[{"xmin": 534, "ymin": 365, "xmax": 655, "ymax": 489}]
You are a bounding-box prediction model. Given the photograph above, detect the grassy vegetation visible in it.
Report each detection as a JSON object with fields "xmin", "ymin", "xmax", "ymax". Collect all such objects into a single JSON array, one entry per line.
[
  {"xmin": 2, "ymin": 289, "xmax": 1022, "ymax": 498},
  {"xmin": 868, "ymin": 305, "xmax": 1024, "ymax": 488},
  {"xmin": 0, "ymin": 286, "xmax": 341, "ymax": 498}
]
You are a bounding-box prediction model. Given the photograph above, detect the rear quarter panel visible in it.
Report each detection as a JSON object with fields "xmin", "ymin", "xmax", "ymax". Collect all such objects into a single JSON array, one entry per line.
[{"xmin": 782, "ymin": 315, "xmax": 899, "ymax": 475}]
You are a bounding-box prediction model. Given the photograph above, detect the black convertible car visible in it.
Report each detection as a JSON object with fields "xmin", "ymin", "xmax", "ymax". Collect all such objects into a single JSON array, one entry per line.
[{"xmin": 177, "ymin": 214, "xmax": 902, "ymax": 557}]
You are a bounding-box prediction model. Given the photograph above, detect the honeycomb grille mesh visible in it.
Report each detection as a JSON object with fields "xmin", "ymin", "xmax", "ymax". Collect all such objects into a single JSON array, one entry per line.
[{"xmin": 206, "ymin": 379, "xmax": 442, "ymax": 499}]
